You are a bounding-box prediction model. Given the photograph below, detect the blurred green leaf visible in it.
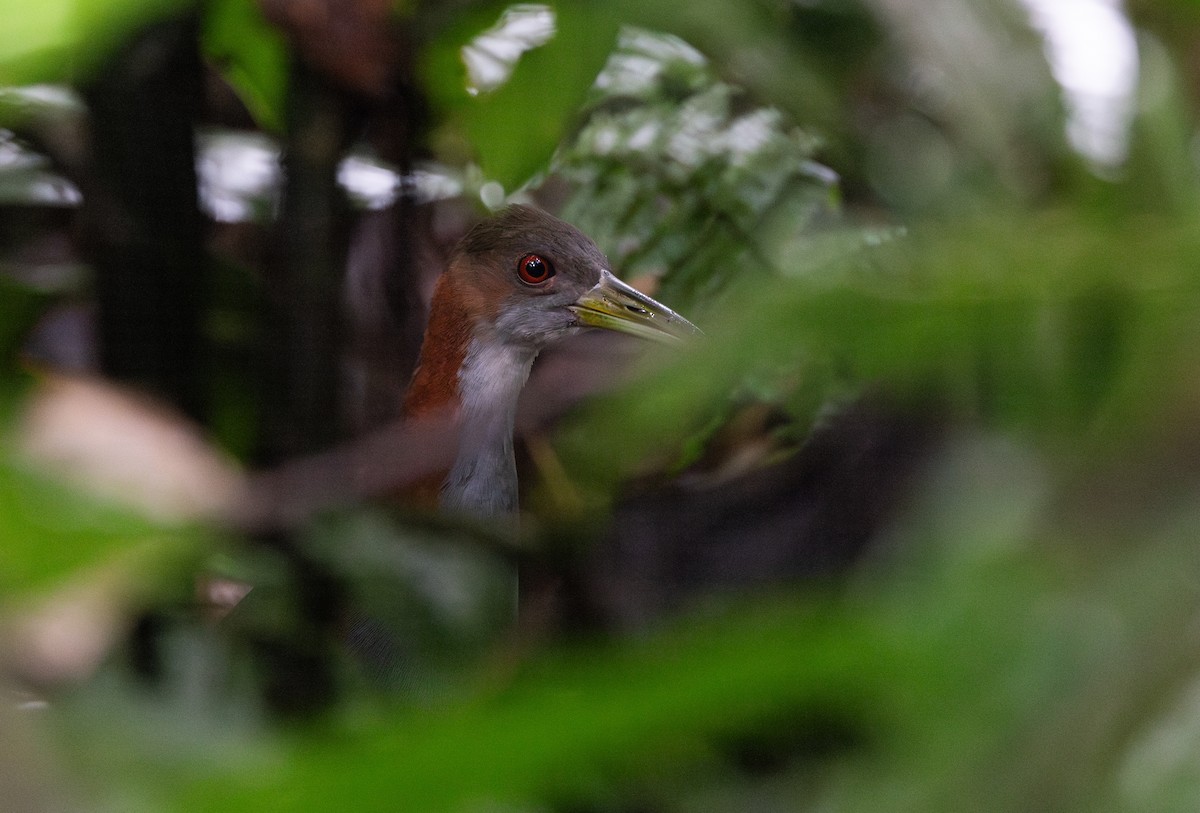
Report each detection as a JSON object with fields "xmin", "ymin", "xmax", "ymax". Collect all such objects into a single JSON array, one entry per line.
[
  {"xmin": 201, "ymin": 0, "xmax": 288, "ymax": 132},
  {"xmin": 0, "ymin": 0, "xmax": 78, "ymax": 84},
  {"xmin": 300, "ymin": 510, "xmax": 517, "ymax": 684},
  {"xmin": 0, "ymin": 454, "xmax": 193, "ymax": 595},
  {"xmin": 0, "ymin": 0, "xmax": 192, "ymax": 84},
  {"xmin": 122, "ymin": 447, "xmax": 1200, "ymax": 812},
  {"xmin": 556, "ymin": 210, "xmax": 1200, "ymax": 494},
  {"xmin": 0, "ymin": 376, "xmax": 211, "ymax": 596},
  {"xmin": 168, "ymin": 595, "xmax": 885, "ymax": 812},
  {"xmin": 423, "ymin": 2, "xmax": 619, "ymax": 190}
]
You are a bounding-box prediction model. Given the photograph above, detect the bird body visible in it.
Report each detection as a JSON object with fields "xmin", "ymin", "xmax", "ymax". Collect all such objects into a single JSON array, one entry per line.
[{"xmin": 403, "ymin": 205, "xmax": 698, "ymax": 518}]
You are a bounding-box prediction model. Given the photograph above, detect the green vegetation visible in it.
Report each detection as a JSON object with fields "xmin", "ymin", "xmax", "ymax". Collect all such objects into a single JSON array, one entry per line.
[{"xmin": 4, "ymin": 1, "xmax": 1200, "ymax": 811}]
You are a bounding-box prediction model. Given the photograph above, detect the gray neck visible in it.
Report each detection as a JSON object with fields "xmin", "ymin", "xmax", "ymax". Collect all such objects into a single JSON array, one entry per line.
[{"xmin": 440, "ymin": 337, "xmax": 537, "ymax": 518}]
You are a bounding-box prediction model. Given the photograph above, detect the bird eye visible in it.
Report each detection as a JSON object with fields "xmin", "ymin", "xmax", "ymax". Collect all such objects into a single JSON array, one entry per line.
[{"xmin": 517, "ymin": 253, "xmax": 555, "ymax": 285}]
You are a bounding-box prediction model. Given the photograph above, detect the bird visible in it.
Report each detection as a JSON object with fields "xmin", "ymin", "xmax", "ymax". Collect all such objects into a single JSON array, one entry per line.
[{"xmin": 401, "ymin": 204, "xmax": 699, "ymax": 518}]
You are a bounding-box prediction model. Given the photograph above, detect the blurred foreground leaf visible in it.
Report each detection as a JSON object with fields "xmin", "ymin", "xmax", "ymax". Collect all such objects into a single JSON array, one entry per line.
[
  {"xmin": 0, "ymin": 0, "xmax": 191, "ymax": 84},
  {"xmin": 202, "ymin": 0, "xmax": 288, "ymax": 132},
  {"xmin": 160, "ymin": 595, "xmax": 886, "ymax": 811},
  {"xmin": 106, "ymin": 431, "xmax": 1200, "ymax": 812},
  {"xmin": 556, "ymin": 210, "xmax": 1200, "ymax": 494},
  {"xmin": 0, "ymin": 456, "xmax": 200, "ymax": 596}
]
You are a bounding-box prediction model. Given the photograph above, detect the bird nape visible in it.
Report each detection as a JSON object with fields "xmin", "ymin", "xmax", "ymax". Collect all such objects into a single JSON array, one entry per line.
[{"xmin": 403, "ymin": 204, "xmax": 699, "ymax": 519}]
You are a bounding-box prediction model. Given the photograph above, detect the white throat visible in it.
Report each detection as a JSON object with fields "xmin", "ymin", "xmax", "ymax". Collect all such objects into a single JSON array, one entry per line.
[{"xmin": 440, "ymin": 338, "xmax": 538, "ymax": 518}]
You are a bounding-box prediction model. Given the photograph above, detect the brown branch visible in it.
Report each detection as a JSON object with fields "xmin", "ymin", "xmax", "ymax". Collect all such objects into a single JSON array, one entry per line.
[{"xmin": 226, "ymin": 333, "xmax": 637, "ymax": 532}]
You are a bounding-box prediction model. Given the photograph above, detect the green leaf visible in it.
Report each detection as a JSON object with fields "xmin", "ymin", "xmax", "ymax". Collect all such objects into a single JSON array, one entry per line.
[
  {"xmin": 554, "ymin": 211, "xmax": 1200, "ymax": 493},
  {"xmin": 0, "ymin": 0, "xmax": 192, "ymax": 84},
  {"xmin": 138, "ymin": 483, "xmax": 1200, "ymax": 812},
  {"xmin": 202, "ymin": 0, "xmax": 289, "ymax": 132},
  {"xmin": 0, "ymin": 0, "xmax": 75, "ymax": 84},
  {"xmin": 0, "ymin": 455, "xmax": 190, "ymax": 595},
  {"xmin": 168, "ymin": 596, "xmax": 887, "ymax": 812},
  {"xmin": 423, "ymin": 2, "xmax": 619, "ymax": 191}
]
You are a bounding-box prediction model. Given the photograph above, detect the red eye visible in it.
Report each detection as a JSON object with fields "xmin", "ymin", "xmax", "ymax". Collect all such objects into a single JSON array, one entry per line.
[{"xmin": 517, "ymin": 253, "xmax": 555, "ymax": 285}]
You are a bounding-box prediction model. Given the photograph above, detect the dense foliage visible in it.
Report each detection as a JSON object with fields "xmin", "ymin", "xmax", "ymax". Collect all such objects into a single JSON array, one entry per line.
[{"xmin": 5, "ymin": 1, "xmax": 1200, "ymax": 811}]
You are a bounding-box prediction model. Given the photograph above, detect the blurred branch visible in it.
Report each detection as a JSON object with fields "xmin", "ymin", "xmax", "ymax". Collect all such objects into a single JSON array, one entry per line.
[{"xmin": 232, "ymin": 334, "xmax": 637, "ymax": 532}]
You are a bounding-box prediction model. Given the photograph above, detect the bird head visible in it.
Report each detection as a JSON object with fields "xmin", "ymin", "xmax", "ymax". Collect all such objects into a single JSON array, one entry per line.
[
  {"xmin": 403, "ymin": 205, "xmax": 700, "ymax": 515},
  {"xmin": 447, "ymin": 205, "xmax": 700, "ymax": 349}
]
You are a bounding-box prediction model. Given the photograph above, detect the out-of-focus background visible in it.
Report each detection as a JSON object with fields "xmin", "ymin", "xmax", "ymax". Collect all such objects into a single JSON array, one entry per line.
[{"xmin": 3, "ymin": 0, "xmax": 1200, "ymax": 810}]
